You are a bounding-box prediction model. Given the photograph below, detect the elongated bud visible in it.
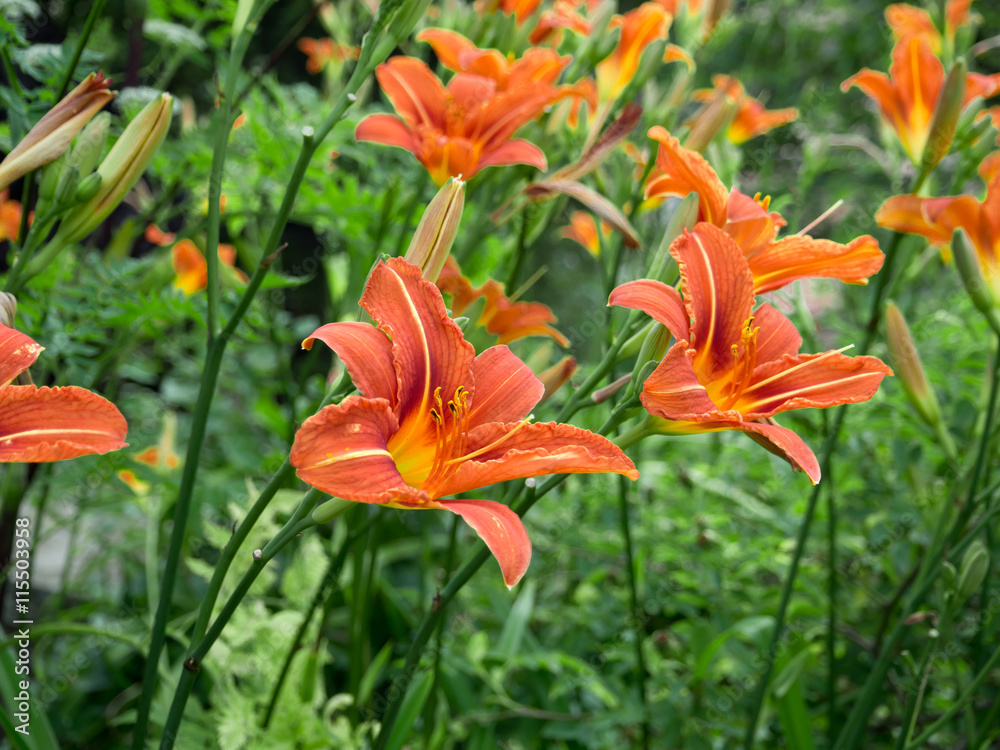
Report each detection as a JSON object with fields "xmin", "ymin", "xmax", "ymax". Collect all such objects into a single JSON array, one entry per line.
[
  {"xmin": 37, "ymin": 153, "xmax": 68, "ymax": 205},
  {"xmin": 53, "ymin": 165, "xmax": 81, "ymax": 208},
  {"xmin": 74, "ymin": 172, "xmax": 102, "ymax": 203},
  {"xmin": 592, "ymin": 374, "xmax": 631, "ymax": 404},
  {"xmin": 617, "ymin": 319, "xmax": 655, "ymax": 362},
  {"xmin": 952, "ymin": 229, "xmax": 1000, "ymax": 333},
  {"xmin": 0, "ymin": 72, "xmax": 115, "ymax": 191},
  {"xmin": 648, "ymin": 192, "xmax": 700, "ymax": 282},
  {"xmin": 54, "ymin": 93, "xmax": 173, "ymax": 245},
  {"xmin": 955, "ymin": 539, "xmax": 989, "ymax": 606},
  {"xmin": 627, "ymin": 322, "xmax": 671, "ymax": 399},
  {"xmin": 66, "ymin": 112, "xmax": 110, "ymax": 177},
  {"xmin": 0, "ymin": 293, "xmax": 17, "ymax": 328},
  {"xmin": 403, "ymin": 177, "xmax": 465, "ymax": 283},
  {"xmin": 885, "ymin": 302, "xmax": 941, "ymax": 428},
  {"xmin": 685, "ymin": 95, "xmax": 738, "ymax": 153},
  {"xmin": 538, "ymin": 356, "xmax": 577, "ymax": 403},
  {"xmin": 920, "ymin": 58, "xmax": 966, "ymax": 173}
]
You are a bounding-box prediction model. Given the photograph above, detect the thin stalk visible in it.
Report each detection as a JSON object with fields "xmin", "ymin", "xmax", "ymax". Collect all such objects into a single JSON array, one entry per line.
[
  {"xmin": 741, "ymin": 231, "xmax": 904, "ymax": 749},
  {"xmin": 618, "ymin": 475, "xmax": 649, "ymax": 750},
  {"xmin": 905, "ymin": 634, "xmax": 1000, "ymax": 748},
  {"xmin": 54, "ymin": 0, "xmax": 108, "ymax": 100},
  {"xmin": 373, "ymin": 408, "xmax": 627, "ymax": 749},
  {"xmin": 970, "ymin": 693, "xmax": 1000, "ymax": 748},
  {"xmin": 134, "ymin": 43, "xmax": 376, "ymax": 739},
  {"xmin": 160, "ymin": 491, "xmax": 323, "ymax": 749},
  {"xmin": 894, "ymin": 608, "xmax": 954, "ymax": 750},
  {"xmin": 835, "ymin": 333, "xmax": 1000, "ymax": 750},
  {"xmin": 826, "ymin": 478, "xmax": 838, "ymax": 747},
  {"xmin": 426, "ymin": 514, "xmax": 460, "ymax": 738},
  {"xmin": 261, "ymin": 511, "xmax": 377, "ymax": 727},
  {"xmin": 506, "ymin": 208, "xmax": 531, "ymax": 290}
]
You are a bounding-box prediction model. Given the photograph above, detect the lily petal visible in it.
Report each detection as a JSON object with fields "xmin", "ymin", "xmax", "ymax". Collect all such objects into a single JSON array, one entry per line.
[
  {"xmin": 747, "ymin": 234, "xmax": 885, "ymax": 294},
  {"xmin": 0, "ymin": 324, "xmax": 43, "ymax": 387},
  {"xmin": 361, "ymin": 258, "xmax": 475, "ymax": 426},
  {"xmin": 609, "ymin": 279, "xmax": 689, "ymax": 341},
  {"xmin": 465, "ymin": 345, "xmax": 544, "ymax": 428},
  {"xmin": 672, "ymin": 223, "xmax": 755, "ymax": 383},
  {"xmin": 302, "ymin": 322, "xmax": 398, "ymax": 406},
  {"xmin": 753, "ymin": 303, "xmax": 803, "ymax": 363},
  {"xmin": 641, "ymin": 340, "xmax": 732, "ymax": 420},
  {"xmin": 290, "ymin": 395, "xmax": 427, "ymax": 505},
  {"xmin": 374, "ymin": 57, "xmax": 448, "ymax": 131},
  {"xmin": 739, "ymin": 352, "xmax": 893, "ymax": 418},
  {"xmin": 0, "ymin": 385, "xmax": 127, "ymax": 462},
  {"xmin": 437, "ymin": 498, "xmax": 531, "ymax": 588},
  {"xmin": 477, "ymin": 138, "xmax": 548, "ymax": 172},
  {"xmin": 645, "ymin": 127, "xmax": 729, "ymax": 224},
  {"xmin": 736, "ymin": 420, "xmax": 821, "ymax": 484},
  {"xmin": 875, "ymin": 194, "xmax": 952, "ymax": 246},
  {"xmin": 438, "ymin": 421, "xmax": 638, "ymax": 498},
  {"xmin": 355, "ymin": 114, "xmax": 418, "ymax": 152}
]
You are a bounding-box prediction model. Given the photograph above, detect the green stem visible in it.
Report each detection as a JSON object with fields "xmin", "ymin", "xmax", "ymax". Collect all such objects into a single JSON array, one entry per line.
[
  {"xmin": 894, "ymin": 608, "xmax": 954, "ymax": 750},
  {"xmin": 426, "ymin": 514, "xmax": 460, "ymax": 736},
  {"xmin": 261, "ymin": 511, "xmax": 377, "ymax": 727},
  {"xmin": 132, "ymin": 38, "xmax": 379, "ymax": 741},
  {"xmin": 54, "ymin": 0, "xmax": 109, "ymax": 100},
  {"xmin": 618, "ymin": 475, "xmax": 649, "ymax": 750},
  {"xmin": 826, "ymin": 478, "xmax": 838, "ymax": 747},
  {"xmin": 5, "ymin": 214, "xmax": 57, "ymax": 293},
  {"xmin": 506, "ymin": 207, "xmax": 530, "ymax": 290},
  {"xmin": 373, "ymin": 408, "xmax": 627, "ymax": 749},
  {"xmin": 835, "ymin": 332, "xmax": 1000, "ymax": 750},
  {"xmin": 159, "ymin": 491, "xmax": 323, "ymax": 749},
  {"xmin": 905, "ymin": 631, "xmax": 1000, "ymax": 748},
  {"xmin": 742, "ymin": 231, "xmax": 904, "ymax": 749}
]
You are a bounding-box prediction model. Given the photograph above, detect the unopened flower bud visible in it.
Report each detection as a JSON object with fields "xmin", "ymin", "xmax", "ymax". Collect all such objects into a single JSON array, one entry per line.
[
  {"xmin": 592, "ymin": 373, "xmax": 631, "ymax": 404},
  {"xmin": 538, "ymin": 356, "xmax": 577, "ymax": 403},
  {"xmin": 403, "ymin": 177, "xmax": 465, "ymax": 283},
  {"xmin": 885, "ymin": 302, "xmax": 941, "ymax": 428},
  {"xmin": 627, "ymin": 322, "xmax": 671, "ymax": 399},
  {"xmin": 648, "ymin": 192, "xmax": 700, "ymax": 283},
  {"xmin": 0, "ymin": 72, "xmax": 115, "ymax": 191},
  {"xmin": 54, "ymin": 93, "xmax": 173, "ymax": 245},
  {"xmin": 920, "ymin": 58, "xmax": 966, "ymax": 173},
  {"xmin": 53, "ymin": 165, "xmax": 80, "ymax": 208},
  {"xmin": 955, "ymin": 539, "xmax": 989, "ymax": 606},
  {"xmin": 0, "ymin": 293, "xmax": 17, "ymax": 328},
  {"xmin": 685, "ymin": 95, "xmax": 738, "ymax": 153},
  {"xmin": 952, "ymin": 229, "xmax": 1000, "ymax": 333},
  {"xmin": 66, "ymin": 112, "xmax": 110, "ymax": 177},
  {"xmin": 74, "ymin": 172, "xmax": 103, "ymax": 203}
]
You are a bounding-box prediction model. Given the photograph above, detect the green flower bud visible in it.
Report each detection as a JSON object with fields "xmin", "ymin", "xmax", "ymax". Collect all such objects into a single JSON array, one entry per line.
[
  {"xmin": 955, "ymin": 539, "xmax": 989, "ymax": 606},
  {"xmin": 952, "ymin": 229, "xmax": 1000, "ymax": 334},
  {"xmin": 312, "ymin": 497, "xmax": 352, "ymax": 524},
  {"xmin": 648, "ymin": 192, "xmax": 700, "ymax": 283},
  {"xmin": 74, "ymin": 172, "xmax": 103, "ymax": 203},
  {"xmin": 53, "ymin": 165, "xmax": 80, "ymax": 209},
  {"xmin": 920, "ymin": 58, "xmax": 966, "ymax": 174},
  {"xmin": 66, "ymin": 111, "xmax": 110, "ymax": 177},
  {"xmin": 403, "ymin": 177, "xmax": 465, "ymax": 284},
  {"xmin": 53, "ymin": 93, "xmax": 173, "ymax": 245},
  {"xmin": 885, "ymin": 302, "xmax": 941, "ymax": 428}
]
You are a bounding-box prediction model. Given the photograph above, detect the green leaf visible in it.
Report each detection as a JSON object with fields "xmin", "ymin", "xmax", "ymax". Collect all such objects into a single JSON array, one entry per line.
[
  {"xmin": 490, "ymin": 579, "xmax": 537, "ymax": 662},
  {"xmin": 380, "ymin": 669, "xmax": 433, "ymax": 750},
  {"xmin": 357, "ymin": 642, "xmax": 394, "ymax": 707}
]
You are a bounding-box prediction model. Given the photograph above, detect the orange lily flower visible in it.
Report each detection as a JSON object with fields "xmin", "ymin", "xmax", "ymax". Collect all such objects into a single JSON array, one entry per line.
[
  {"xmin": 356, "ymin": 56, "xmax": 567, "ymax": 184},
  {"xmin": 145, "ymin": 223, "xmax": 176, "ymax": 246},
  {"xmin": 561, "ymin": 211, "xmax": 610, "ymax": 256},
  {"xmin": 690, "ymin": 75, "xmax": 798, "ymax": 145},
  {"xmin": 530, "ymin": 0, "xmax": 593, "ymax": 45},
  {"xmin": 596, "ymin": 3, "xmax": 671, "ymax": 103},
  {"xmin": 886, "ymin": 1, "xmax": 973, "ymax": 54},
  {"xmin": 876, "ymin": 169, "xmax": 1000, "ymax": 290},
  {"xmin": 610, "ymin": 224, "xmax": 891, "ymax": 483},
  {"xmin": 841, "ymin": 36, "xmax": 1000, "ymax": 163},
  {"xmin": 0, "ymin": 323, "xmax": 127, "ymax": 461},
  {"xmin": 0, "ymin": 190, "xmax": 24, "ymax": 243},
  {"xmin": 172, "ymin": 239, "xmax": 247, "ymax": 294},
  {"xmin": 644, "ymin": 128, "xmax": 885, "ymax": 293},
  {"xmin": 291, "ymin": 258, "xmax": 637, "ymax": 586},
  {"xmin": 437, "ymin": 256, "xmax": 569, "ymax": 346},
  {"xmin": 297, "ymin": 37, "xmax": 360, "ymax": 74},
  {"xmin": 479, "ymin": 0, "xmax": 544, "ymax": 24}
]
